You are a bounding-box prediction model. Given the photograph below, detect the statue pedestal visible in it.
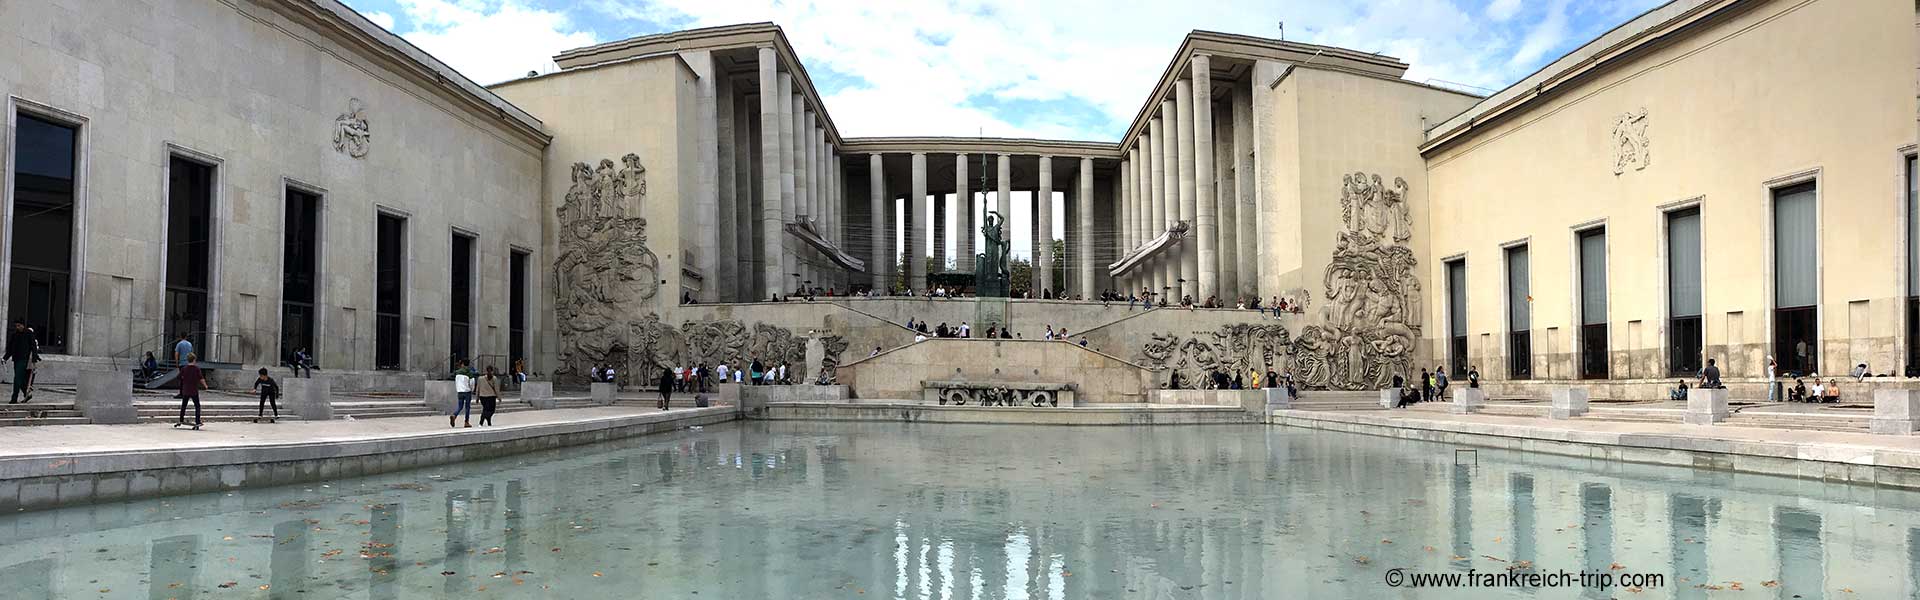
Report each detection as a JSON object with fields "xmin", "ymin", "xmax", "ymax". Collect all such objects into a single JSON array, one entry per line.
[{"xmin": 975, "ymin": 297, "xmax": 1010, "ymax": 333}]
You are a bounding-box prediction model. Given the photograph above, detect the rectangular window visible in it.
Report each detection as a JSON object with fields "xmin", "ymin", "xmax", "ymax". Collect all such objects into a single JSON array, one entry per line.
[
  {"xmin": 166, "ymin": 156, "xmax": 214, "ymax": 360},
  {"xmin": 450, "ymin": 232, "xmax": 474, "ymax": 367},
  {"xmin": 1668, "ymin": 208, "xmax": 1703, "ymax": 376},
  {"xmin": 510, "ymin": 249, "xmax": 528, "ymax": 370},
  {"xmin": 8, "ymin": 113, "xmax": 77, "ymax": 353},
  {"xmin": 1578, "ymin": 228, "xmax": 1608, "ymax": 379},
  {"xmin": 375, "ymin": 213, "xmax": 405, "ymax": 370},
  {"xmin": 1773, "ymin": 182, "xmax": 1818, "ymax": 375},
  {"xmin": 280, "ymin": 187, "xmax": 320, "ymax": 363},
  {"xmin": 1446, "ymin": 259, "xmax": 1467, "ymax": 377},
  {"xmin": 1505, "ymin": 245, "xmax": 1531, "ymax": 379},
  {"xmin": 1908, "ymin": 156, "xmax": 1918, "ymax": 375}
]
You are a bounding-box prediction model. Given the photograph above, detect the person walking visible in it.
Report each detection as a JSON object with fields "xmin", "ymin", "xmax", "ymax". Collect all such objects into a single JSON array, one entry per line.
[
  {"xmin": 450, "ymin": 360, "xmax": 475, "ymax": 428},
  {"xmin": 1419, "ymin": 368, "xmax": 1433, "ymax": 403},
  {"xmin": 657, "ymin": 366, "xmax": 675, "ymax": 410},
  {"xmin": 475, "ymin": 366, "xmax": 502, "ymax": 426},
  {"xmin": 173, "ymin": 333, "xmax": 194, "ymax": 366},
  {"xmin": 4, "ymin": 320, "xmax": 36, "ymax": 403},
  {"xmin": 1766, "ymin": 356, "xmax": 1780, "ymax": 402},
  {"xmin": 251, "ymin": 367, "xmax": 280, "ymax": 423},
  {"xmin": 750, "ymin": 357, "xmax": 765, "ymax": 385},
  {"xmin": 173, "ymin": 353, "xmax": 207, "ymax": 429}
]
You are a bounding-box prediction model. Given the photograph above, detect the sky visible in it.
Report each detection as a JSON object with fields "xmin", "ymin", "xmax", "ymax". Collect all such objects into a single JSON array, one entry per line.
[{"xmin": 341, "ymin": 0, "xmax": 1665, "ymax": 270}]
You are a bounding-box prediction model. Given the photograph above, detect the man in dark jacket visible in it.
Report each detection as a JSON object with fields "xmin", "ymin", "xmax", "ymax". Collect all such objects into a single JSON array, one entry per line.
[{"xmin": 3, "ymin": 320, "xmax": 36, "ymax": 403}]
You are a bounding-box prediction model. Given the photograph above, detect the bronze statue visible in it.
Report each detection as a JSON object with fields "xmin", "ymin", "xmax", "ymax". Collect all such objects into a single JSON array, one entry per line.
[{"xmin": 975, "ymin": 211, "xmax": 1011, "ymax": 297}]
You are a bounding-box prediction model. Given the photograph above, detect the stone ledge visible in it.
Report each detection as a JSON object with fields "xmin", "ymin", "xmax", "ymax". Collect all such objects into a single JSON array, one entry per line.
[{"xmin": 1273, "ymin": 410, "xmax": 1920, "ymax": 489}]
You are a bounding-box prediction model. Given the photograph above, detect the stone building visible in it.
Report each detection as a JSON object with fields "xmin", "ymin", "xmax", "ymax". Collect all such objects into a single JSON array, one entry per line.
[{"xmin": 3, "ymin": 0, "xmax": 1917, "ymax": 395}]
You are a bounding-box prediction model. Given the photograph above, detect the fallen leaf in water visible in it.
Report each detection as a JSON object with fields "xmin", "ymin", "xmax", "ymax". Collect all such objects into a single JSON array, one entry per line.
[
  {"xmin": 1352, "ymin": 556, "xmax": 1371, "ymax": 565},
  {"xmin": 1481, "ymin": 555, "xmax": 1506, "ymax": 563},
  {"xmin": 217, "ymin": 582, "xmax": 237, "ymax": 589},
  {"xmin": 441, "ymin": 571, "xmax": 457, "ymax": 576},
  {"xmin": 593, "ymin": 572, "xmax": 603, "ymax": 577},
  {"xmin": 1761, "ymin": 580, "xmax": 1779, "ymax": 588},
  {"xmin": 222, "ymin": 536, "xmax": 233, "ymax": 541},
  {"xmin": 1492, "ymin": 537, "xmax": 1502, "ymax": 543},
  {"xmin": 167, "ymin": 583, "xmax": 181, "ymax": 589},
  {"xmin": 1380, "ymin": 539, "xmax": 1393, "ymax": 544},
  {"xmin": 1609, "ymin": 563, "xmax": 1625, "ymax": 571},
  {"xmin": 1450, "ymin": 555, "xmax": 1468, "ymax": 562},
  {"xmin": 258, "ymin": 585, "xmax": 270, "ymax": 591}
]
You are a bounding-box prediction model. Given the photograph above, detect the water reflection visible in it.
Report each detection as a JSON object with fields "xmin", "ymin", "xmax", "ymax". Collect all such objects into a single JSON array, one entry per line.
[{"xmin": 2, "ymin": 423, "xmax": 1920, "ymax": 598}]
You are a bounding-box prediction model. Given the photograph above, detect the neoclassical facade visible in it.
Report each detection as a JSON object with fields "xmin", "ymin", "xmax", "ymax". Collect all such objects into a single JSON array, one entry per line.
[{"xmin": 3, "ymin": 0, "xmax": 1916, "ymax": 393}]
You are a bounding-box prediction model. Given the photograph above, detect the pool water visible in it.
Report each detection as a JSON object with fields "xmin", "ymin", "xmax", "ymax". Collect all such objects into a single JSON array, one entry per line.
[{"xmin": 4, "ymin": 421, "xmax": 1918, "ymax": 599}]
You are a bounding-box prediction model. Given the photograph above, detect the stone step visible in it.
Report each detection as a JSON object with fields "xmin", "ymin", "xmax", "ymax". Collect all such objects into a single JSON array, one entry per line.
[{"xmin": 0, "ymin": 416, "xmax": 92, "ymax": 426}]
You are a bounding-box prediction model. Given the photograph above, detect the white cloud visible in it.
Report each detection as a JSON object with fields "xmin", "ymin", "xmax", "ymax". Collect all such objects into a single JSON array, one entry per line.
[
  {"xmin": 1508, "ymin": 0, "xmax": 1570, "ymax": 69},
  {"xmin": 391, "ymin": 0, "xmax": 597, "ymax": 85},
  {"xmin": 363, "ymin": 10, "xmax": 397, "ymax": 31},
  {"xmin": 1485, "ymin": 0, "xmax": 1523, "ymax": 22}
]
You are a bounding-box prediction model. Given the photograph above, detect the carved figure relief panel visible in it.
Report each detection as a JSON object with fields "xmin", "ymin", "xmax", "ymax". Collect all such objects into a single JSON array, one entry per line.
[
  {"xmin": 1137, "ymin": 323, "xmax": 1293, "ymax": 387},
  {"xmin": 333, "ymin": 98, "xmax": 370, "ymax": 158},
  {"xmin": 1611, "ymin": 108, "xmax": 1650, "ymax": 175}
]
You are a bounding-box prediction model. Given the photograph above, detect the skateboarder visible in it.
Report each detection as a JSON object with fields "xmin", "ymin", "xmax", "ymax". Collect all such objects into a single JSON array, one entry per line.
[
  {"xmin": 173, "ymin": 353, "xmax": 207, "ymax": 429},
  {"xmin": 252, "ymin": 367, "xmax": 280, "ymax": 423}
]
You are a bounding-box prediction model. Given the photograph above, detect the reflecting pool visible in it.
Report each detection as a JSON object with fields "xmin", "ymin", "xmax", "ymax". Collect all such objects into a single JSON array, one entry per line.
[{"xmin": 5, "ymin": 421, "xmax": 1920, "ymax": 598}]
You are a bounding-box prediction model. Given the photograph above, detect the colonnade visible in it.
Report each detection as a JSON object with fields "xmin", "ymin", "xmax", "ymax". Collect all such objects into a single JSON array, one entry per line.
[
  {"xmin": 1113, "ymin": 53, "xmax": 1257, "ymax": 304},
  {"xmin": 741, "ymin": 46, "xmax": 849, "ymax": 300}
]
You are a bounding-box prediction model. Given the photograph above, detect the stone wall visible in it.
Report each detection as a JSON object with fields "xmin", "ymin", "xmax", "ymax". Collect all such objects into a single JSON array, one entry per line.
[{"xmin": 837, "ymin": 338, "xmax": 1153, "ymax": 403}]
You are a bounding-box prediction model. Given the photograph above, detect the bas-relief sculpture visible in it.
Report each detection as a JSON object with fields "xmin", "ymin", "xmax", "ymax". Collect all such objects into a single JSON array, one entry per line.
[
  {"xmin": 1133, "ymin": 171, "xmax": 1421, "ymax": 391},
  {"xmin": 333, "ymin": 98, "xmax": 370, "ymax": 158},
  {"xmin": 1612, "ymin": 108, "xmax": 1650, "ymax": 175}
]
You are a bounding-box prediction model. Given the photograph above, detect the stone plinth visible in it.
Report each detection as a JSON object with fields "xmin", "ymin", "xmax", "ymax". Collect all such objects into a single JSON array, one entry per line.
[
  {"xmin": 1685, "ymin": 388, "xmax": 1729, "ymax": 425},
  {"xmin": 522, "ymin": 381, "xmax": 554, "ymax": 409},
  {"xmin": 1872, "ymin": 389, "xmax": 1920, "ymax": 434},
  {"xmin": 424, "ymin": 380, "xmax": 455, "ymax": 414},
  {"xmin": 282, "ymin": 376, "xmax": 334, "ymax": 421},
  {"xmin": 590, "ymin": 382, "xmax": 617, "ymax": 405},
  {"xmin": 1550, "ymin": 386, "xmax": 1590, "ymax": 419},
  {"xmin": 1379, "ymin": 388, "xmax": 1400, "ymax": 409},
  {"xmin": 1450, "ymin": 388, "xmax": 1486, "ymax": 414},
  {"xmin": 1265, "ymin": 387, "xmax": 1294, "ymax": 410},
  {"xmin": 76, "ymin": 369, "xmax": 138, "ymax": 424}
]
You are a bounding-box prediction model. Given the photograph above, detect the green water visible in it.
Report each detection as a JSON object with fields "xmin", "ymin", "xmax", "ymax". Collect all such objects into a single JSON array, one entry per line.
[{"xmin": 2, "ymin": 421, "xmax": 1916, "ymax": 598}]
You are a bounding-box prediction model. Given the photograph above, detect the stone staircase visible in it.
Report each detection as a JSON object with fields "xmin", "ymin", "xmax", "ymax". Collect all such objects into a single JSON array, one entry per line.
[
  {"xmin": 1575, "ymin": 403, "xmax": 1684, "ymax": 424},
  {"xmin": 1287, "ymin": 390, "xmax": 1386, "ymax": 411},
  {"xmin": 133, "ymin": 397, "xmax": 307, "ymax": 423},
  {"xmin": 1724, "ymin": 408, "xmax": 1873, "ymax": 433},
  {"xmin": 0, "ymin": 399, "xmax": 90, "ymax": 426}
]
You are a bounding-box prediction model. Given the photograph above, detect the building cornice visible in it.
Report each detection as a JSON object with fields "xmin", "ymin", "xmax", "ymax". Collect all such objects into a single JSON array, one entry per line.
[
  {"xmin": 839, "ymin": 137, "xmax": 1121, "ymax": 159},
  {"xmin": 262, "ymin": 0, "xmax": 550, "ymax": 149},
  {"xmin": 1419, "ymin": 0, "xmax": 1741, "ymax": 155}
]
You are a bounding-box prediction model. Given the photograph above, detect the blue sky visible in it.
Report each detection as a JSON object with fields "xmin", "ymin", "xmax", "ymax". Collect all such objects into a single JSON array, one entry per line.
[{"xmin": 343, "ymin": 0, "xmax": 1666, "ymax": 142}]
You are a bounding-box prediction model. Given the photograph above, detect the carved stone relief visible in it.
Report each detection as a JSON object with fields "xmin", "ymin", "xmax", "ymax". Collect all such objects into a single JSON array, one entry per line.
[
  {"xmin": 1611, "ymin": 108, "xmax": 1650, "ymax": 175},
  {"xmin": 1137, "ymin": 323, "xmax": 1293, "ymax": 387},
  {"xmin": 333, "ymin": 98, "xmax": 370, "ymax": 158},
  {"xmin": 1292, "ymin": 172, "xmax": 1421, "ymax": 390},
  {"xmin": 556, "ymin": 315, "xmax": 829, "ymax": 386}
]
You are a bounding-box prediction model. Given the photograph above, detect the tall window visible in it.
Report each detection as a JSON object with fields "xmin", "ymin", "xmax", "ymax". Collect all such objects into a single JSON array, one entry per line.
[
  {"xmin": 1774, "ymin": 182, "xmax": 1818, "ymax": 375},
  {"xmin": 1446, "ymin": 259, "xmax": 1467, "ymax": 377},
  {"xmin": 450, "ymin": 233, "xmax": 474, "ymax": 367},
  {"xmin": 1668, "ymin": 208, "xmax": 1703, "ymax": 375},
  {"xmin": 166, "ymin": 156, "xmax": 214, "ymax": 359},
  {"xmin": 375, "ymin": 213, "xmax": 405, "ymax": 370},
  {"xmin": 1908, "ymin": 156, "xmax": 1918, "ymax": 375},
  {"xmin": 1578, "ymin": 228, "xmax": 1608, "ymax": 379},
  {"xmin": 510, "ymin": 249, "xmax": 528, "ymax": 369},
  {"xmin": 281, "ymin": 188, "xmax": 320, "ymax": 363},
  {"xmin": 1505, "ymin": 245, "xmax": 1531, "ymax": 379},
  {"xmin": 9, "ymin": 113, "xmax": 77, "ymax": 353}
]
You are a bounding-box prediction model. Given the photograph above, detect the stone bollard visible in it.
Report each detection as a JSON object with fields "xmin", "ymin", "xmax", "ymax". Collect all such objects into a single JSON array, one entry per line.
[
  {"xmin": 1550, "ymin": 387, "xmax": 1590, "ymax": 419},
  {"xmin": 424, "ymin": 380, "xmax": 456, "ymax": 414},
  {"xmin": 590, "ymin": 382, "xmax": 617, "ymax": 405},
  {"xmin": 1685, "ymin": 388, "xmax": 1729, "ymax": 425},
  {"xmin": 76, "ymin": 368, "xmax": 138, "ymax": 424},
  {"xmin": 1379, "ymin": 388, "xmax": 1401, "ymax": 409},
  {"xmin": 521, "ymin": 381, "xmax": 554, "ymax": 409},
  {"xmin": 1871, "ymin": 389, "xmax": 1920, "ymax": 434},
  {"xmin": 281, "ymin": 376, "xmax": 335, "ymax": 421},
  {"xmin": 1450, "ymin": 387, "xmax": 1487, "ymax": 414},
  {"xmin": 1265, "ymin": 387, "xmax": 1294, "ymax": 411}
]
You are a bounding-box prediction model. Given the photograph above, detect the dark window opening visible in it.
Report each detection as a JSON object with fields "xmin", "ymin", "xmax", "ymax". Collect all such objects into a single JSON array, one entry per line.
[
  {"xmin": 280, "ymin": 188, "xmax": 319, "ymax": 364},
  {"xmin": 166, "ymin": 156, "xmax": 214, "ymax": 360},
  {"xmin": 1773, "ymin": 182, "xmax": 1818, "ymax": 375},
  {"xmin": 8, "ymin": 113, "xmax": 76, "ymax": 353},
  {"xmin": 1907, "ymin": 156, "xmax": 1918, "ymax": 373},
  {"xmin": 509, "ymin": 249, "xmax": 528, "ymax": 370},
  {"xmin": 1446, "ymin": 259, "xmax": 1467, "ymax": 377},
  {"xmin": 375, "ymin": 213, "xmax": 405, "ymax": 370},
  {"xmin": 450, "ymin": 233, "xmax": 474, "ymax": 368},
  {"xmin": 1578, "ymin": 229, "xmax": 1608, "ymax": 379},
  {"xmin": 1668, "ymin": 207, "xmax": 1703, "ymax": 376},
  {"xmin": 1505, "ymin": 245, "xmax": 1531, "ymax": 379}
]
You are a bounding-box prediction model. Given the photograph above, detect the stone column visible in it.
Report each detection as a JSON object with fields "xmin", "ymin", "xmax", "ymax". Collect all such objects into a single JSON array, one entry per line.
[
  {"xmin": 1117, "ymin": 156, "xmax": 1130, "ymax": 292},
  {"xmin": 1149, "ymin": 109, "xmax": 1169, "ymax": 300},
  {"xmin": 815, "ymin": 127, "xmax": 828, "ymax": 285},
  {"xmin": 1174, "ymin": 79, "xmax": 1198, "ymax": 302},
  {"xmin": 868, "ymin": 153, "xmax": 886, "ymax": 292},
  {"xmin": 910, "ymin": 152, "xmax": 929, "ymax": 293},
  {"xmin": 1037, "ymin": 156, "xmax": 1053, "ymax": 295},
  {"xmin": 715, "ymin": 73, "xmax": 737, "ymax": 302},
  {"xmin": 1232, "ymin": 76, "xmax": 1257, "ymax": 300},
  {"xmin": 1191, "ymin": 55, "xmax": 1218, "ymax": 301},
  {"xmin": 1078, "ymin": 157, "xmax": 1095, "ymax": 297},
  {"xmin": 757, "ymin": 48, "xmax": 785, "ymax": 296},
  {"xmin": 736, "ymin": 88, "xmax": 758, "ymax": 301},
  {"xmin": 796, "ymin": 110, "xmax": 813, "ymax": 288},
  {"xmin": 933, "ymin": 195, "xmax": 947, "ymax": 272},
  {"xmin": 777, "ymin": 75, "xmax": 798, "ymax": 294},
  {"xmin": 996, "ymin": 154, "xmax": 1011, "ymax": 234},
  {"xmin": 955, "ymin": 154, "xmax": 972, "ymax": 273}
]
